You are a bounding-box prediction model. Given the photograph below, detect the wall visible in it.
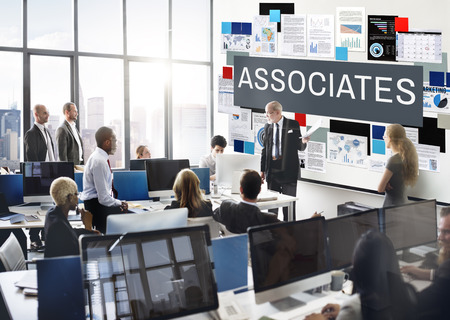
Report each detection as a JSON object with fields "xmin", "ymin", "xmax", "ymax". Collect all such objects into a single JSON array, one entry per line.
[{"xmin": 213, "ymin": 0, "xmax": 450, "ymax": 217}]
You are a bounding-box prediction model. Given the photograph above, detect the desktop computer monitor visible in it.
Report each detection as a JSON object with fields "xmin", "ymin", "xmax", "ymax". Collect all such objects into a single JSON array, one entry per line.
[
  {"xmin": 130, "ymin": 158, "xmax": 167, "ymax": 171},
  {"xmin": 79, "ymin": 225, "xmax": 219, "ymax": 320},
  {"xmin": 382, "ymin": 199, "xmax": 437, "ymax": 262},
  {"xmin": 145, "ymin": 159, "xmax": 190, "ymax": 198},
  {"xmin": 326, "ymin": 208, "xmax": 381, "ymax": 270},
  {"xmin": 106, "ymin": 208, "xmax": 188, "ymax": 235},
  {"xmin": 22, "ymin": 161, "xmax": 75, "ymax": 206},
  {"xmin": 215, "ymin": 153, "xmax": 260, "ymax": 187},
  {"xmin": 248, "ymin": 217, "xmax": 330, "ymax": 308}
]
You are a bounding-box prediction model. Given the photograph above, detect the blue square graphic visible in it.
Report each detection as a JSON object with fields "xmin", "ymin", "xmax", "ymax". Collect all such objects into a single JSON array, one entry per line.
[
  {"xmin": 231, "ymin": 22, "xmax": 242, "ymax": 34},
  {"xmin": 221, "ymin": 22, "xmax": 232, "ymax": 34},
  {"xmin": 335, "ymin": 47, "xmax": 348, "ymax": 61},
  {"xmin": 242, "ymin": 23, "xmax": 252, "ymax": 35},
  {"xmin": 372, "ymin": 125, "xmax": 386, "ymax": 140},
  {"xmin": 269, "ymin": 10, "xmax": 281, "ymax": 23},
  {"xmin": 372, "ymin": 139, "xmax": 386, "ymax": 155},
  {"xmin": 244, "ymin": 141, "xmax": 255, "ymax": 155},
  {"xmin": 447, "ymin": 72, "xmax": 450, "ymax": 88},
  {"xmin": 429, "ymin": 71, "xmax": 445, "ymax": 87},
  {"xmin": 234, "ymin": 140, "xmax": 244, "ymax": 152}
]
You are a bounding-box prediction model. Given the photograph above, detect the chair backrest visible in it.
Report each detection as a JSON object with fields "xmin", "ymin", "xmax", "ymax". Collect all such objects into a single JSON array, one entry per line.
[
  {"xmin": 0, "ymin": 233, "xmax": 26, "ymax": 271},
  {"xmin": 187, "ymin": 216, "xmax": 222, "ymax": 239}
]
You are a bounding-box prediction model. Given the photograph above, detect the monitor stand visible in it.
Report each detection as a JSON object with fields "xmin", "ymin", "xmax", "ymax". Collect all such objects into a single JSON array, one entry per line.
[
  {"xmin": 397, "ymin": 248, "xmax": 424, "ymax": 263},
  {"xmin": 270, "ymin": 296, "xmax": 306, "ymax": 312},
  {"xmin": 40, "ymin": 202, "xmax": 54, "ymax": 211}
]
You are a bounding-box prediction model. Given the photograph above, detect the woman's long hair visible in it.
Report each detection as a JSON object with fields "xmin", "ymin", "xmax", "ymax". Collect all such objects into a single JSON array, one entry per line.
[
  {"xmin": 352, "ymin": 230, "xmax": 417, "ymax": 320},
  {"xmin": 172, "ymin": 169, "xmax": 206, "ymax": 217},
  {"xmin": 386, "ymin": 124, "xmax": 418, "ymax": 186}
]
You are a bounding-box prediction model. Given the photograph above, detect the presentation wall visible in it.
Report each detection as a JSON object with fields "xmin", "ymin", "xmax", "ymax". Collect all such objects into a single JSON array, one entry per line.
[{"xmin": 213, "ymin": 0, "xmax": 450, "ymax": 204}]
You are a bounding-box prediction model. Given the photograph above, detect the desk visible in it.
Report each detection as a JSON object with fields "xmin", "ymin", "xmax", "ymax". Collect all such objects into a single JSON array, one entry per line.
[{"xmin": 219, "ymin": 190, "xmax": 298, "ymax": 221}]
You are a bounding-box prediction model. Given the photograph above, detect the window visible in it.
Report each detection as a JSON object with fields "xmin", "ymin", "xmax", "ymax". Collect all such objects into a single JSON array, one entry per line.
[{"xmin": 0, "ymin": 1, "xmax": 212, "ymax": 168}]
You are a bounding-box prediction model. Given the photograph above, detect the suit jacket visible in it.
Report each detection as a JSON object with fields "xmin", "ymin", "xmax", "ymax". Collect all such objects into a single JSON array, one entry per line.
[
  {"xmin": 44, "ymin": 206, "xmax": 94, "ymax": 258},
  {"xmin": 24, "ymin": 124, "xmax": 55, "ymax": 161},
  {"xmin": 213, "ymin": 200, "xmax": 279, "ymax": 234},
  {"xmin": 261, "ymin": 117, "xmax": 307, "ymax": 183},
  {"xmin": 56, "ymin": 120, "xmax": 84, "ymax": 165}
]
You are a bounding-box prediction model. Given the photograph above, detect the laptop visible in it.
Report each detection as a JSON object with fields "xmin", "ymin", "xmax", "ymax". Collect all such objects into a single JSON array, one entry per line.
[{"xmin": 0, "ymin": 192, "xmax": 24, "ymax": 221}]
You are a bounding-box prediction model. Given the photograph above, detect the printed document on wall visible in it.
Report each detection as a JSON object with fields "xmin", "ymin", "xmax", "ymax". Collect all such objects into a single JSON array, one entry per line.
[
  {"xmin": 416, "ymin": 144, "xmax": 440, "ymax": 172},
  {"xmin": 218, "ymin": 76, "xmax": 239, "ymax": 114},
  {"xmin": 305, "ymin": 141, "xmax": 326, "ymax": 173},
  {"xmin": 327, "ymin": 132, "xmax": 368, "ymax": 168},
  {"xmin": 253, "ymin": 112, "xmax": 267, "ymax": 154},
  {"xmin": 280, "ymin": 14, "xmax": 306, "ymax": 56},
  {"xmin": 336, "ymin": 7, "xmax": 365, "ymax": 52},
  {"xmin": 229, "ymin": 108, "xmax": 253, "ymax": 146},
  {"xmin": 423, "ymin": 82, "xmax": 450, "ymax": 114},
  {"xmin": 307, "ymin": 14, "xmax": 334, "ymax": 58},
  {"xmin": 397, "ymin": 30, "xmax": 442, "ymax": 63},
  {"xmin": 252, "ymin": 15, "xmax": 277, "ymax": 56},
  {"xmin": 221, "ymin": 34, "xmax": 252, "ymax": 54}
]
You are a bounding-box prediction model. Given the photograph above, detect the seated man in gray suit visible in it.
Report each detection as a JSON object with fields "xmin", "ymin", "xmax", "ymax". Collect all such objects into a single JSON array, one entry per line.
[
  {"xmin": 56, "ymin": 102, "xmax": 84, "ymax": 165},
  {"xmin": 213, "ymin": 169, "xmax": 279, "ymax": 234}
]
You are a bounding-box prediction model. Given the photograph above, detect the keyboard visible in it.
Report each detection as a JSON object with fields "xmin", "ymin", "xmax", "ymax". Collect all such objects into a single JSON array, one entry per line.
[{"xmin": 270, "ymin": 295, "xmax": 343, "ymax": 320}]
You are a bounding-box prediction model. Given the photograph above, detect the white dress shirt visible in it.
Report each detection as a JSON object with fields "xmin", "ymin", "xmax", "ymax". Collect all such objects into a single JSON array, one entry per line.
[
  {"xmin": 199, "ymin": 153, "xmax": 216, "ymax": 176},
  {"xmin": 80, "ymin": 147, "xmax": 121, "ymax": 207}
]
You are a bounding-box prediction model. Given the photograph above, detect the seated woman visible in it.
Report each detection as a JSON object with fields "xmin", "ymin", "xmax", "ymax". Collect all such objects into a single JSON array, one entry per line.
[
  {"xmin": 305, "ymin": 230, "xmax": 417, "ymax": 320},
  {"xmin": 164, "ymin": 169, "xmax": 212, "ymax": 218},
  {"xmin": 136, "ymin": 145, "xmax": 151, "ymax": 159},
  {"xmin": 44, "ymin": 177, "xmax": 99, "ymax": 258}
]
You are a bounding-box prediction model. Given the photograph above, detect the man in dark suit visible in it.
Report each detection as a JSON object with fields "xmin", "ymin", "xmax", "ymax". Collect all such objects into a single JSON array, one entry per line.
[
  {"xmin": 24, "ymin": 104, "xmax": 56, "ymax": 251},
  {"xmin": 261, "ymin": 101, "xmax": 310, "ymax": 221},
  {"xmin": 213, "ymin": 169, "xmax": 279, "ymax": 234},
  {"xmin": 56, "ymin": 102, "xmax": 84, "ymax": 165}
]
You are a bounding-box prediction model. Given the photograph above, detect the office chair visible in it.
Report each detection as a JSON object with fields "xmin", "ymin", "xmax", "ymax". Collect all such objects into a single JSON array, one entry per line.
[
  {"xmin": 187, "ymin": 216, "xmax": 222, "ymax": 239},
  {"xmin": 0, "ymin": 233, "xmax": 27, "ymax": 271}
]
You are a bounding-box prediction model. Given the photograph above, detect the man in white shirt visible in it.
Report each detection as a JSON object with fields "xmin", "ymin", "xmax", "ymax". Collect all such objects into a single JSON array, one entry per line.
[
  {"xmin": 81, "ymin": 126, "xmax": 128, "ymax": 233},
  {"xmin": 24, "ymin": 104, "xmax": 56, "ymax": 251},
  {"xmin": 56, "ymin": 102, "xmax": 84, "ymax": 165},
  {"xmin": 199, "ymin": 135, "xmax": 227, "ymax": 181}
]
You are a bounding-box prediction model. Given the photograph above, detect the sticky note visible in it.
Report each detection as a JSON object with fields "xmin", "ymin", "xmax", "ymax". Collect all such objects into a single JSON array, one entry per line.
[
  {"xmin": 395, "ymin": 17, "xmax": 408, "ymax": 32},
  {"xmin": 223, "ymin": 66, "xmax": 233, "ymax": 79},
  {"xmin": 242, "ymin": 23, "xmax": 252, "ymax": 35},
  {"xmin": 244, "ymin": 141, "xmax": 255, "ymax": 155},
  {"xmin": 234, "ymin": 140, "xmax": 244, "ymax": 153},
  {"xmin": 270, "ymin": 10, "xmax": 281, "ymax": 23},
  {"xmin": 231, "ymin": 22, "xmax": 242, "ymax": 34},
  {"xmin": 295, "ymin": 113, "xmax": 306, "ymax": 127},
  {"xmin": 222, "ymin": 22, "xmax": 232, "ymax": 34},
  {"xmin": 372, "ymin": 139, "xmax": 386, "ymax": 155},
  {"xmin": 372, "ymin": 125, "xmax": 386, "ymax": 140},
  {"xmin": 429, "ymin": 71, "xmax": 445, "ymax": 87},
  {"xmin": 336, "ymin": 47, "xmax": 348, "ymax": 61}
]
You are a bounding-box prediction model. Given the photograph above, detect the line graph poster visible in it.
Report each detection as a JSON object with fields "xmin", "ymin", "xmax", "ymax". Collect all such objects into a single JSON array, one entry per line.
[
  {"xmin": 307, "ymin": 14, "xmax": 334, "ymax": 58},
  {"xmin": 327, "ymin": 132, "xmax": 368, "ymax": 168},
  {"xmin": 336, "ymin": 7, "xmax": 365, "ymax": 52},
  {"xmin": 368, "ymin": 15, "xmax": 396, "ymax": 61}
]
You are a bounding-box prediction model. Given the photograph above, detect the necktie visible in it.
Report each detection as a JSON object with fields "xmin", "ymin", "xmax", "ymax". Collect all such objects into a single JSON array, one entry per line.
[
  {"xmin": 107, "ymin": 159, "xmax": 118, "ymax": 198},
  {"xmin": 275, "ymin": 123, "xmax": 280, "ymax": 159},
  {"xmin": 45, "ymin": 128, "xmax": 55, "ymax": 161}
]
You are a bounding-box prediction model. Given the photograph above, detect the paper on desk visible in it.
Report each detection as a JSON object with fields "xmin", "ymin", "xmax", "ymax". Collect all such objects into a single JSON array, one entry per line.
[{"xmin": 303, "ymin": 118, "xmax": 322, "ymax": 138}]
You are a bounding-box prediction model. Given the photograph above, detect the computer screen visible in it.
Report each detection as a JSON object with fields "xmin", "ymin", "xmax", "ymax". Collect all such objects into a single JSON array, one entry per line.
[
  {"xmin": 80, "ymin": 225, "xmax": 219, "ymax": 320},
  {"xmin": 383, "ymin": 199, "xmax": 437, "ymax": 252},
  {"xmin": 130, "ymin": 158, "xmax": 167, "ymax": 171},
  {"xmin": 145, "ymin": 159, "xmax": 190, "ymax": 198},
  {"xmin": 248, "ymin": 217, "xmax": 330, "ymax": 306},
  {"xmin": 106, "ymin": 208, "xmax": 188, "ymax": 235},
  {"xmin": 22, "ymin": 161, "xmax": 75, "ymax": 204},
  {"xmin": 326, "ymin": 208, "xmax": 381, "ymax": 270},
  {"xmin": 215, "ymin": 153, "xmax": 260, "ymax": 187}
]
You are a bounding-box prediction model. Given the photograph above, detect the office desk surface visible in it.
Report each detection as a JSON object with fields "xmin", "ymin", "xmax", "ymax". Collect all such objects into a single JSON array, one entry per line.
[{"xmin": 0, "ymin": 205, "xmax": 83, "ymax": 229}]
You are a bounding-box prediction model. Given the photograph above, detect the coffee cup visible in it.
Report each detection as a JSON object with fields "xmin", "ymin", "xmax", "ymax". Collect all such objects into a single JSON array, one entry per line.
[{"xmin": 330, "ymin": 270, "xmax": 349, "ymax": 291}]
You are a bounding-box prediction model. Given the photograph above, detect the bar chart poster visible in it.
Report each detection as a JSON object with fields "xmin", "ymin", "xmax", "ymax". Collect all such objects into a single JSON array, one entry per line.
[
  {"xmin": 336, "ymin": 7, "xmax": 365, "ymax": 52},
  {"xmin": 307, "ymin": 14, "xmax": 334, "ymax": 58},
  {"xmin": 327, "ymin": 132, "xmax": 368, "ymax": 168},
  {"xmin": 368, "ymin": 15, "xmax": 397, "ymax": 61}
]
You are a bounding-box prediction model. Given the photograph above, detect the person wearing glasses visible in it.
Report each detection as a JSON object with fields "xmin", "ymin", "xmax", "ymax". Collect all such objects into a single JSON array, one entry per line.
[
  {"xmin": 44, "ymin": 177, "xmax": 99, "ymax": 258},
  {"xmin": 260, "ymin": 101, "xmax": 310, "ymax": 221},
  {"xmin": 377, "ymin": 124, "xmax": 418, "ymax": 207},
  {"xmin": 80, "ymin": 126, "xmax": 128, "ymax": 233}
]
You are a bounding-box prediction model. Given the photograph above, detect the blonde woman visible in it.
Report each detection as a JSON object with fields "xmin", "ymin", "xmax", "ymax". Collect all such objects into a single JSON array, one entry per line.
[
  {"xmin": 136, "ymin": 145, "xmax": 151, "ymax": 159},
  {"xmin": 377, "ymin": 124, "xmax": 418, "ymax": 207},
  {"xmin": 164, "ymin": 169, "xmax": 212, "ymax": 218}
]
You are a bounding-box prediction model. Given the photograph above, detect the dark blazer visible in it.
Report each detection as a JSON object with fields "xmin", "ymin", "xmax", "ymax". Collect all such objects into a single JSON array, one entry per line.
[
  {"xmin": 56, "ymin": 120, "xmax": 84, "ymax": 165},
  {"xmin": 261, "ymin": 117, "xmax": 307, "ymax": 183},
  {"xmin": 164, "ymin": 200, "xmax": 213, "ymax": 218},
  {"xmin": 213, "ymin": 200, "xmax": 279, "ymax": 234},
  {"xmin": 44, "ymin": 206, "xmax": 95, "ymax": 258},
  {"xmin": 24, "ymin": 124, "xmax": 55, "ymax": 161}
]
